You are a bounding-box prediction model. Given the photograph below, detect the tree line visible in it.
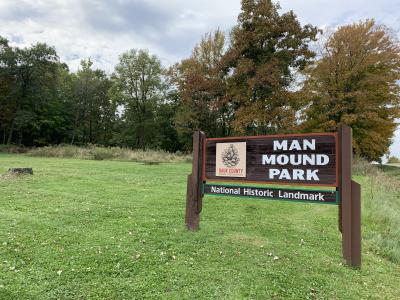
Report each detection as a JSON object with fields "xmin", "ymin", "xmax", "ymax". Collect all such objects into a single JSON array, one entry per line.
[{"xmin": 1, "ymin": 0, "xmax": 399, "ymax": 161}]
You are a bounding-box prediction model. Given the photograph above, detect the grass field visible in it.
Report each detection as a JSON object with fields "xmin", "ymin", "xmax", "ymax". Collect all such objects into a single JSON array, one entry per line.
[
  {"xmin": 381, "ymin": 164, "xmax": 400, "ymax": 178},
  {"xmin": 1, "ymin": 154, "xmax": 400, "ymax": 299}
]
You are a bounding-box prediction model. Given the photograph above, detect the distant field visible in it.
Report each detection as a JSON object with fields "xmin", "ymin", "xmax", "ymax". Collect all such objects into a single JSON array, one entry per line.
[
  {"xmin": 1, "ymin": 154, "xmax": 400, "ymax": 299},
  {"xmin": 385, "ymin": 163, "xmax": 400, "ymax": 168}
]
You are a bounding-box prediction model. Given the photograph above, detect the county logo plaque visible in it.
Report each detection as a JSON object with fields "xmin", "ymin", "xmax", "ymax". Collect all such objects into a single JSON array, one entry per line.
[
  {"xmin": 216, "ymin": 142, "xmax": 246, "ymax": 177},
  {"xmin": 222, "ymin": 144, "xmax": 240, "ymax": 167}
]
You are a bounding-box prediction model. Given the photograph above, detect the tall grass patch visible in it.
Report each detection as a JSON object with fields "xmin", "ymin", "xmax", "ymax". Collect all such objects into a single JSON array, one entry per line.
[
  {"xmin": 27, "ymin": 145, "xmax": 191, "ymax": 163},
  {"xmin": 0, "ymin": 144, "xmax": 27, "ymax": 153},
  {"xmin": 354, "ymin": 159, "xmax": 400, "ymax": 262}
]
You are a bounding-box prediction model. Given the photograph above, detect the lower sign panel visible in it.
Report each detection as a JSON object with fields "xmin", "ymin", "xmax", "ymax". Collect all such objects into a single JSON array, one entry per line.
[{"xmin": 204, "ymin": 184, "xmax": 338, "ymax": 204}]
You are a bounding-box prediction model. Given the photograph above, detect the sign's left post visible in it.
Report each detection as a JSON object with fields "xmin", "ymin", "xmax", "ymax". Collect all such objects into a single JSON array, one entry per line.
[{"xmin": 185, "ymin": 131, "xmax": 206, "ymax": 230}]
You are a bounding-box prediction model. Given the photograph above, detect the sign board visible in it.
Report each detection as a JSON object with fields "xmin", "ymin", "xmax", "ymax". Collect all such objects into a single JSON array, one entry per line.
[
  {"xmin": 185, "ymin": 126, "xmax": 361, "ymax": 268},
  {"xmin": 204, "ymin": 184, "xmax": 338, "ymax": 204},
  {"xmin": 204, "ymin": 133, "xmax": 337, "ymax": 186}
]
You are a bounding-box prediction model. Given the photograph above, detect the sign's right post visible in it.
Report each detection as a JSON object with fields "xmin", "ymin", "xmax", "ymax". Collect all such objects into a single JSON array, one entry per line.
[{"xmin": 338, "ymin": 124, "xmax": 361, "ymax": 268}]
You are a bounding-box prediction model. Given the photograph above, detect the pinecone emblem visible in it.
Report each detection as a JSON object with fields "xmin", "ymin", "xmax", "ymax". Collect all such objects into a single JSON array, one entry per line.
[{"xmin": 222, "ymin": 144, "xmax": 240, "ymax": 167}]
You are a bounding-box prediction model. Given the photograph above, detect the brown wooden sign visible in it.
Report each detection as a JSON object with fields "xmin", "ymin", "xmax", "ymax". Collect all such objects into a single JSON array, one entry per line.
[
  {"xmin": 204, "ymin": 133, "xmax": 337, "ymax": 186},
  {"xmin": 185, "ymin": 125, "xmax": 361, "ymax": 268}
]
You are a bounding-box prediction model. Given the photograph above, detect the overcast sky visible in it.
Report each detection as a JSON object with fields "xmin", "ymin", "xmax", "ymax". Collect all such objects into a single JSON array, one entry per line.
[{"xmin": 0, "ymin": 0, "xmax": 399, "ymax": 157}]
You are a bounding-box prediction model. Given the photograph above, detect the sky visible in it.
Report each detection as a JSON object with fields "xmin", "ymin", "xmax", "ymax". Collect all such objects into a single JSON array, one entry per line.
[{"xmin": 0, "ymin": 0, "xmax": 399, "ymax": 157}]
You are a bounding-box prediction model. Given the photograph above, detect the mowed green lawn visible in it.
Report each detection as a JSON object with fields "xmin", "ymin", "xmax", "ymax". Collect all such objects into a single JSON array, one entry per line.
[{"xmin": 1, "ymin": 154, "xmax": 399, "ymax": 299}]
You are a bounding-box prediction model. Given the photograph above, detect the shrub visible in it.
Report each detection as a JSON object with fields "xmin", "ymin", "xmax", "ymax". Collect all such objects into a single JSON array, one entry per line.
[{"xmin": 388, "ymin": 156, "xmax": 400, "ymax": 164}]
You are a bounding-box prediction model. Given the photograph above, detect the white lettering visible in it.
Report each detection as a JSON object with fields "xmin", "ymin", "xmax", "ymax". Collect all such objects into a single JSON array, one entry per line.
[
  {"xmin": 273, "ymin": 140, "xmax": 287, "ymax": 151},
  {"xmin": 268, "ymin": 169, "xmax": 321, "ymax": 181},
  {"xmin": 303, "ymin": 154, "xmax": 315, "ymax": 165},
  {"xmin": 277, "ymin": 155, "xmax": 289, "ymax": 165},
  {"xmin": 261, "ymin": 154, "xmax": 330, "ymax": 166},
  {"xmin": 273, "ymin": 139, "xmax": 317, "ymax": 151},
  {"xmin": 289, "ymin": 140, "xmax": 302, "ymax": 151},
  {"xmin": 316, "ymin": 154, "xmax": 329, "ymax": 165},
  {"xmin": 303, "ymin": 139, "xmax": 316, "ymax": 150},
  {"xmin": 292, "ymin": 169, "xmax": 305, "ymax": 180},
  {"xmin": 279, "ymin": 169, "xmax": 291, "ymax": 180},
  {"xmin": 290, "ymin": 154, "xmax": 302, "ymax": 165},
  {"xmin": 262, "ymin": 155, "xmax": 276, "ymax": 165},
  {"xmin": 269, "ymin": 169, "xmax": 280, "ymax": 179},
  {"xmin": 306, "ymin": 169, "xmax": 319, "ymax": 181}
]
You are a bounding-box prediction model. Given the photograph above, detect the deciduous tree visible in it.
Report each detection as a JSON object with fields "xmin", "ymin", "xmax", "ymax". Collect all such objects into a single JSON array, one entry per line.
[
  {"xmin": 301, "ymin": 20, "xmax": 400, "ymax": 161},
  {"xmin": 0, "ymin": 39, "xmax": 61, "ymax": 145},
  {"xmin": 172, "ymin": 30, "xmax": 230, "ymax": 150},
  {"xmin": 111, "ymin": 49, "xmax": 165, "ymax": 150},
  {"xmin": 222, "ymin": 0, "xmax": 319, "ymax": 135},
  {"xmin": 71, "ymin": 59, "xmax": 114, "ymax": 145}
]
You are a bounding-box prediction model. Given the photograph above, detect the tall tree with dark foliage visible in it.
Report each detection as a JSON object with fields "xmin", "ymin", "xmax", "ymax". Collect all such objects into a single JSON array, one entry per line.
[
  {"xmin": 0, "ymin": 38, "xmax": 61, "ymax": 145},
  {"xmin": 222, "ymin": 0, "xmax": 319, "ymax": 135},
  {"xmin": 111, "ymin": 49, "xmax": 165, "ymax": 150}
]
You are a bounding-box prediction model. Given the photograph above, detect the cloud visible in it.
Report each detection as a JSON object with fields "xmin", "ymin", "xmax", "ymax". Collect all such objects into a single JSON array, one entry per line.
[
  {"xmin": 0, "ymin": 0, "xmax": 240, "ymax": 71},
  {"xmin": 279, "ymin": 0, "xmax": 400, "ymax": 30},
  {"xmin": 1, "ymin": 0, "xmax": 398, "ymax": 71},
  {"xmin": 80, "ymin": 0, "xmax": 174, "ymax": 34},
  {"xmin": 0, "ymin": 0, "xmax": 45, "ymax": 21}
]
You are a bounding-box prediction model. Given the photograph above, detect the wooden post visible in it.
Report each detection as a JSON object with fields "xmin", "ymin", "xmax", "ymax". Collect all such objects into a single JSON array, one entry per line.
[
  {"xmin": 351, "ymin": 180, "xmax": 362, "ymax": 267},
  {"xmin": 338, "ymin": 124, "xmax": 361, "ymax": 268},
  {"xmin": 185, "ymin": 131, "xmax": 205, "ymax": 230}
]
